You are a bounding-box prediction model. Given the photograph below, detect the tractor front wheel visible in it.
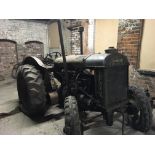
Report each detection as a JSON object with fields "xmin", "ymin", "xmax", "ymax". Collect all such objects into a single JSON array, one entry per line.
[
  {"xmin": 64, "ymin": 96, "xmax": 83, "ymax": 135},
  {"xmin": 127, "ymin": 86, "xmax": 152, "ymax": 132}
]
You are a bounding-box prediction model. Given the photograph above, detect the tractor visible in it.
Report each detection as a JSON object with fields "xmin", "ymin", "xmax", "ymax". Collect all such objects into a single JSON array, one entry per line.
[{"xmin": 16, "ymin": 20, "xmax": 152, "ymax": 134}]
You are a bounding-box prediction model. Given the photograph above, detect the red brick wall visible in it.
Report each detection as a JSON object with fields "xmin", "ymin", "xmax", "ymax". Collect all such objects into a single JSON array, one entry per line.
[
  {"xmin": 117, "ymin": 19, "xmax": 143, "ymax": 68},
  {"xmin": 14, "ymin": 41, "xmax": 44, "ymax": 62},
  {"xmin": 0, "ymin": 19, "xmax": 48, "ymax": 80},
  {"xmin": 119, "ymin": 20, "xmax": 155, "ymax": 99},
  {"xmin": 0, "ymin": 40, "xmax": 17, "ymax": 77},
  {"xmin": 0, "ymin": 40, "xmax": 44, "ymax": 79}
]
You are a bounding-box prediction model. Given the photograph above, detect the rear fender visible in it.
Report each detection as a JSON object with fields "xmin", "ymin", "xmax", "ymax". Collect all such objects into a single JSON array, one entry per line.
[
  {"xmin": 22, "ymin": 56, "xmax": 47, "ymax": 70},
  {"xmin": 22, "ymin": 56, "xmax": 53, "ymax": 92}
]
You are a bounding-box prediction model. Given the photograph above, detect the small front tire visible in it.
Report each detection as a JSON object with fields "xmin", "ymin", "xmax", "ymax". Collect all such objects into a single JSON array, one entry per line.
[
  {"xmin": 127, "ymin": 86, "xmax": 152, "ymax": 132},
  {"xmin": 64, "ymin": 96, "xmax": 83, "ymax": 135}
]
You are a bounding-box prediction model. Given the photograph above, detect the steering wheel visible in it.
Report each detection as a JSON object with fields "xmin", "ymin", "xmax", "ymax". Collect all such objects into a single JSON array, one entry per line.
[
  {"xmin": 48, "ymin": 51, "xmax": 62, "ymax": 60},
  {"xmin": 43, "ymin": 52, "xmax": 62, "ymax": 66}
]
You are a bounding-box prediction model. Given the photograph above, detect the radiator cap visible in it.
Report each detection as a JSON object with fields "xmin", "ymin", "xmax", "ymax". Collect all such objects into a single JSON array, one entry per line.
[{"xmin": 105, "ymin": 47, "xmax": 118, "ymax": 54}]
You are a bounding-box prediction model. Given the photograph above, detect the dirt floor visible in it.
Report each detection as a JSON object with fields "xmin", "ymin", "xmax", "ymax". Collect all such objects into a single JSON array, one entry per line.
[{"xmin": 0, "ymin": 78, "xmax": 155, "ymax": 135}]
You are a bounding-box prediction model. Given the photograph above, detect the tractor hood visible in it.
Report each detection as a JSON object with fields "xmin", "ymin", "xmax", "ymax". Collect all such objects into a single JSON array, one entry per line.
[{"xmin": 54, "ymin": 52, "xmax": 129, "ymax": 69}]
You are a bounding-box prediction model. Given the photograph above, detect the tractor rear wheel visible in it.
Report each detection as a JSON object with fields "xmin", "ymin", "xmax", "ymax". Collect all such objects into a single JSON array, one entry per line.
[
  {"xmin": 64, "ymin": 96, "xmax": 83, "ymax": 135},
  {"xmin": 127, "ymin": 86, "xmax": 152, "ymax": 132},
  {"xmin": 17, "ymin": 64, "xmax": 49, "ymax": 119}
]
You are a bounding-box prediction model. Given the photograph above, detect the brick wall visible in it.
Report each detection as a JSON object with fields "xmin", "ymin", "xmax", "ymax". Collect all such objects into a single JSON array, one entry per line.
[
  {"xmin": 67, "ymin": 19, "xmax": 89, "ymax": 55},
  {"xmin": 62, "ymin": 20, "xmax": 72, "ymax": 55},
  {"xmin": 71, "ymin": 28, "xmax": 81, "ymax": 54},
  {"xmin": 117, "ymin": 19, "xmax": 143, "ymax": 68},
  {"xmin": 24, "ymin": 41, "xmax": 44, "ymax": 60},
  {"xmin": 53, "ymin": 19, "xmax": 92, "ymax": 55},
  {"xmin": 118, "ymin": 19, "xmax": 155, "ymax": 99},
  {"xmin": 0, "ymin": 40, "xmax": 17, "ymax": 76},
  {"xmin": 0, "ymin": 19, "xmax": 48, "ymax": 79}
]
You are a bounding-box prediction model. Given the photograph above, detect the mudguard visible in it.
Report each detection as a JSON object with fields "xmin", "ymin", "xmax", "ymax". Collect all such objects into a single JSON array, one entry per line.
[
  {"xmin": 22, "ymin": 56, "xmax": 53, "ymax": 92},
  {"xmin": 22, "ymin": 56, "xmax": 48, "ymax": 70}
]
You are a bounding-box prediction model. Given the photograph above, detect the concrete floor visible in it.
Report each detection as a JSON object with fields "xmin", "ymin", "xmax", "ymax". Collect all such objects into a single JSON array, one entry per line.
[{"xmin": 0, "ymin": 78, "xmax": 155, "ymax": 135}]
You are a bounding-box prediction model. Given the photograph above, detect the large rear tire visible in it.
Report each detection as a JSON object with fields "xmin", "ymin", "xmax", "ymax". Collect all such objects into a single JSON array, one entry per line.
[
  {"xmin": 64, "ymin": 96, "xmax": 83, "ymax": 135},
  {"xmin": 127, "ymin": 86, "xmax": 152, "ymax": 132},
  {"xmin": 17, "ymin": 64, "xmax": 49, "ymax": 118}
]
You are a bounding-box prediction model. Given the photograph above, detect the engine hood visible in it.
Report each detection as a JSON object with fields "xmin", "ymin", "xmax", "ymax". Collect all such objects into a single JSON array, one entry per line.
[{"xmin": 54, "ymin": 52, "xmax": 129, "ymax": 69}]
